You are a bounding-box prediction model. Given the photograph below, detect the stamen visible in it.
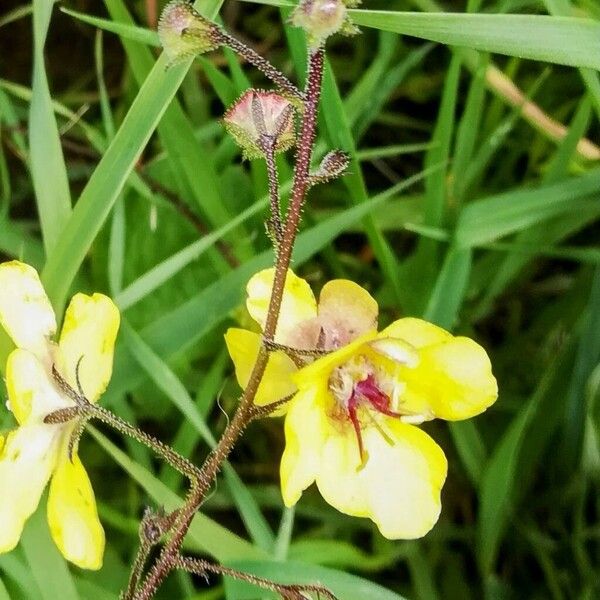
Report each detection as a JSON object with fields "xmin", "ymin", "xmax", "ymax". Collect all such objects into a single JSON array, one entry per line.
[
  {"xmin": 363, "ymin": 409, "xmax": 395, "ymax": 447},
  {"xmin": 347, "ymin": 390, "xmax": 365, "ymax": 462},
  {"xmin": 355, "ymin": 375, "xmax": 402, "ymax": 418}
]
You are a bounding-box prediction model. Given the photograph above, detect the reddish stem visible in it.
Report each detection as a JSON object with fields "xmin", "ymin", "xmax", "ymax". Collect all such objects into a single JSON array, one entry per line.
[{"xmin": 131, "ymin": 48, "xmax": 325, "ymax": 600}]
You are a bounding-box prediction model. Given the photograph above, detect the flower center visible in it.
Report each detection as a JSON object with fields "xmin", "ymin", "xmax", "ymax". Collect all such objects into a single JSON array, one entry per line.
[{"xmin": 328, "ymin": 357, "xmax": 402, "ymax": 461}]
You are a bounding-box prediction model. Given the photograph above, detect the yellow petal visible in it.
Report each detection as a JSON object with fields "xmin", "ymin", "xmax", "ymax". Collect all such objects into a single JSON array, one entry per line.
[
  {"xmin": 246, "ymin": 269, "xmax": 317, "ymax": 343},
  {"xmin": 381, "ymin": 317, "xmax": 452, "ymax": 348},
  {"xmin": 0, "ymin": 423, "xmax": 61, "ymax": 553},
  {"xmin": 6, "ymin": 349, "xmax": 71, "ymax": 425},
  {"xmin": 0, "ymin": 261, "xmax": 56, "ymax": 360},
  {"xmin": 225, "ymin": 328, "xmax": 298, "ymax": 407},
  {"xmin": 368, "ymin": 337, "xmax": 419, "ymax": 368},
  {"xmin": 47, "ymin": 447, "xmax": 105, "ymax": 570},
  {"xmin": 401, "ymin": 337, "xmax": 498, "ymax": 421},
  {"xmin": 317, "ymin": 280, "xmax": 378, "ymax": 347},
  {"xmin": 315, "ymin": 420, "xmax": 447, "ymax": 539},
  {"xmin": 58, "ymin": 294, "xmax": 120, "ymax": 403},
  {"xmin": 280, "ymin": 384, "xmax": 330, "ymax": 506}
]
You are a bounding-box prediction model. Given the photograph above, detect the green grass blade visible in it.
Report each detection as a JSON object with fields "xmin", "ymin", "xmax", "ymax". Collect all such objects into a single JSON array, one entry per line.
[
  {"xmin": 424, "ymin": 54, "xmax": 461, "ymax": 231},
  {"xmin": 21, "ymin": 504, "xmax": 80, "ymax": 600},
  {"xmin": 225, "ymin": 560, "xmax": 407, "ymax": 600},
  {"xmin": 561, "ymin": 269, "xmax": 600, "ymax": 469},
  {"xmin": 103, "ymin": 0, "xmax": 239, "ymax": 256},
  {"xmin": 41, "ymin": 0, "xmax": 225, "ymax": 311},
  {"xmin": 60, "ymin": 7, "xmax": 159, "ymax": 46},
  {"xmin": 449, "ymin": 421, "xmax": 486, "ymax": 486},
  {"xmin": 477, "ymin": 400, "xmax": 536, "ymax": 575},
  {"xmin": 90, "ymin": 428, "xmax": 266, "ymax": 562},
  {"xmin": 75, "ymin": 580, "xmax": 118, "ymax": 600},
  {"xmin": 160, "ymin": 350, "xmax": 228, "ymax": 490},
  {"xmin": 30, "ymin": 0, "xmax": 71, "ymax": 254},
  {"xmin": 544, "ymin": 96, "xmax": 592, "ymax": 184},
  {"xmin": 423, "ymin": 246, "xmax": 472, "ymax": 329},
  {"xmin": 114, "ymin": 198, "xmax": 266, "ymax": 310},
  {"xmin": 474, "ymin": 206, "xmax": 600, "ymax": 319},
  {"xmin": 456, "ymin": 169, "xmax": 600, "ymax": 247},
  {"xmin": 350, "ymin": 11, "xmax": 600, "ymax": 70},
  {"xmin": 320, "ymin": 60, "xmax": 406, "ymax": 306},
  {"xmin": 0, "ymin": 577, "xmax": 9, "ymax": 600},
  {"xmin": 451, "ymin": 52, "xmax": 488, "ymax": 206},
  {"xmin": 120, "ymin": 322, "xmax": 276, "ymax": 552},
  {"xmin": 407, "ymin": 53, "xmax": 461, "ymax": 310},
  {"xmin": 0, "ymin": 88, "xmax": 27, "ymax": 158},
  {"xmin": 0, "ymin": 554, "xmax": 43, "ymax": 599},
  {"xmin": 542, "ymin": 0, "xmax": 600, "ymax": 119}
]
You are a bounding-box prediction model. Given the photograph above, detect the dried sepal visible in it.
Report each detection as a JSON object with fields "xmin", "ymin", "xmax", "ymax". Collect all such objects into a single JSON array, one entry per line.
[
  {"xmin": 309, "ymin": 150, "xmax": 350, "ymax": 186},
  {"xmin": 158, "ymin": 0, "xmax": 220, "ymax": 67},
  {"xmin": 291, "ymin": 0, "xmax": 361, "ymax": 48},
  {"xmin": 223, "ymin": 90, "xmax": 296, "ymax": 160}
]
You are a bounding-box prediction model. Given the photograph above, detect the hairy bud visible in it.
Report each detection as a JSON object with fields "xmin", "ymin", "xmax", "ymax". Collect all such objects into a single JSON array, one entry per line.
[
  {"xmin": 223, "ymin": 90, "xmax": 296, "ymax": 160},
  {"xmin": 140, "ymin": 507, "xmax": 180, "ymax": 545},
  {"xmin": 291, "ymin": 0, "xmax": 361, "ymax": 48},
  {"xmin": 158, "ymin": 0, "xmax": 220, "ymax": 67},
  {"xmin": 310, "ymin": 150, "xmax": 350, "ymax": 186}
]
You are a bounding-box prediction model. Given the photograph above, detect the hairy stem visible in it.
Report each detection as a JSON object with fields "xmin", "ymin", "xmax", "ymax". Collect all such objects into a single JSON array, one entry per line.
[
  {"xmin": 176, "ymin": 556, "xmax": 338, "ymax": 599},
  {"xmin": 215, "ymin": 29, "xmax": 304, "ymax": 101},
  {"xmin": 264, "ymin": 143, "xmax": 284, "ymax": 246},
  {"xmin": 93, "ymin": 405, "xmax": 202, "ymax": 483},
  {"xmin": 50, "ymin": 367, "xmax": 202, "ymax": 483},
  {"xmin": 122, "ymin": 541, "xmax": 152, "ymax": 600},
  {"xmin": 131, "ymin": 47, "xmax": 325, "ymax": 600}
]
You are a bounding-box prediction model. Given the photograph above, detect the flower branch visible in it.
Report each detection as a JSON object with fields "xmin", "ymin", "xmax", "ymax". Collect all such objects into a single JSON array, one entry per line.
[
  {"xmin": 175, "ymin": 556, "xmax": 338, "ymax": 600},
  {"xmin": 213, "ymin": 29, "xmax": 304, "ymax": 101},
  {"xmin": 128, "ymin": 46, "xmax": 326, "ymax": 600},
  {"xmin": 0, "ymin": 3, "xmax": 499, "ymax": 600},
  {"xmin": 48, "ymin": 366, "xmax": 202, "ymax": 485}
]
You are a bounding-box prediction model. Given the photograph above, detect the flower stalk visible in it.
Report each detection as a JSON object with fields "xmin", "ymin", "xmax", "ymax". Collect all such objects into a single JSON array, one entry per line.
[
  {"xmin": 48, "ymin": 366, "xmax": 203, "ymax": 485},
  {"xmin": 127, "ymin": 47, "xmax": 327, "ymax": 600},
  {"xmin": 175, "ymin": 556, "xmax": 337, "ymax": 599},
  {"xmin": 213, "ymin": 29, "xmax": 304, "ymax": 101}
]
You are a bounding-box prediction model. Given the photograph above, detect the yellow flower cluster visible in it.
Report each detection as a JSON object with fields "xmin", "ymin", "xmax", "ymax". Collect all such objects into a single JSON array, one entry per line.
[
  {"xmin": 226, "ymin": 269, "xmax": 498, "ymax": 539},
  {"xmin": 0, "ymin": 261, "xmax": 119, "ymax": 569},
  {"xmin": 0, "ymin": 258, "xmax": 497, "ymax": 565}
]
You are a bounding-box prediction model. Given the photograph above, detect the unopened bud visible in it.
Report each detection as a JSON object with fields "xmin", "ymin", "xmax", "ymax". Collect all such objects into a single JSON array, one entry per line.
[
  {"xmin": 158, "ymin": 1, "xmax": 220, "ymax": 67},
  {"xmin": 223, "ymin": 90, "xmax": 296, "ymax": 160},
  {"xmin": 291, "ymin": 0, "xmax": 360, "ymax": 48},
  {"xmin": 310, "ymin": 150, "xmax": 350, "ymax": 186},
  {"xmin": 140, "ymin": 507, "xmax": 180, "ymax": 545}
]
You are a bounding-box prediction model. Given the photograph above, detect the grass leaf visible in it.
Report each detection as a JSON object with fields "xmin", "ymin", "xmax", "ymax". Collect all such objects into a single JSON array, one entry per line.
[{"xmin": 350, "ymin": 11, "xmax": 600, "ymax": 70}]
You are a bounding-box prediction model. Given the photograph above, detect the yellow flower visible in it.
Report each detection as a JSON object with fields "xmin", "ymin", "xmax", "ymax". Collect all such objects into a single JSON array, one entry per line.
[
  {"xmin": 0, "ymin": 261, "xmax": 120, "ymax": 569},
  {"xmin": 226, "ymin": 268, "xmax": 498, "ymax": 539}
]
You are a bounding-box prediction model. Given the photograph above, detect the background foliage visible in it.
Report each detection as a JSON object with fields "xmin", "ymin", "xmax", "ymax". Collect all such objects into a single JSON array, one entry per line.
[{"xmin": 1, "ymin": 0, "xmax": 600, "ymax": 598}]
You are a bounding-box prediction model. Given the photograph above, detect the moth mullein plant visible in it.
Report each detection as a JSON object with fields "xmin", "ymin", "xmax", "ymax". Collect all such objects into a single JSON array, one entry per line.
[
  {"xmin": 227, "ymin": 268, "xmax": 498, "ymax": 538},
  {"xmin": 0, "ymin": 261, "xmax": 119, "ymax": 569},
  {"xmin": 0, "ymin": 1, "xmax": 501, "ymax": 597}
]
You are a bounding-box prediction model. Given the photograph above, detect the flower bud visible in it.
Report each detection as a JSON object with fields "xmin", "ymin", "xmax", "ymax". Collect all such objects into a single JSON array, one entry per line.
[
  {"xmin": 223, "ymin": 90, "xmax": 296, "ymax": 160},
  {"xmin": 158, "ymin": 1, "xmax": 220, "ymax": 67},
  {"xmin": 291, "ymin": 0, "xmax": 360, "ymax": 48},
  {"xmin": 310, "ymin": 150, "xmax": 350, "ymax": 186}
]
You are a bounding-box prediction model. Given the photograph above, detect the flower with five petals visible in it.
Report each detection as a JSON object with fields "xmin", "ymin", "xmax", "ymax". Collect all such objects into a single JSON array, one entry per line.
[
  {"xmin": 0, "ymin": 261, "xmax": 119, "ymax": 569},
  {"xmin": 226, "ymin": 268, "xmax": 497, "ymax": 539}
]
